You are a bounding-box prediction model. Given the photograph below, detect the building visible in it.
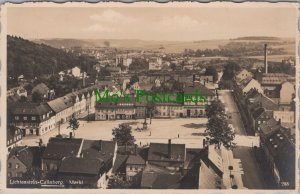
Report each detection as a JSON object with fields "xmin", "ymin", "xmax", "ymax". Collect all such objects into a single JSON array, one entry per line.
[
  {"xmin": 239, "ymin": 78, "xmax": 263, "ymax": 94},
  {"xmin": 154, "ymin": 103, "xmax": 184, "ymax": 118},
  {"xmin": 43, "ymin": 137, "xmax": 117, "ymax": 188},
  {"xmin": 95, "ymin": 100, "xmax": 136, "ymax": 121},
  {"xmin": 32, "ymin": 83, "xmax": 50, "ymax": 100},
  {"xmin": 42, "ymin": 137, "xmax": 83, "ymax": 173},
  {"xmin": 279, "ymin": 82, "xmax": 295, "ymax": 105},
  {"xmin": 71, "ymin": 66, "xmax": 81, "ymax": 77},
  {"xmin": 10, "ymin": 103, "xmax": 56, "ymax": 136},
  {"xmin": 251, "ymin": 107, "xmax": 273, "ymax": 133},
  {"xmin": 259, "ymin": 124, "xmax": 295, "ymax": 189},
  {"xmin": 125, "ymin": 145, "xmax": 146, "ymax": 184},
  {"xmin": 7, "ymin": 125, "xmax": 23, "ymax": 152},
  {"xmin": 7, "ymin": 146, "xmax": 44, "ymax": 180},
  {"xmin": 183, "ymin": 82, "xmax": 216, "ymax": 117},
  {"xmin": 236, "ymin": 69, "xmax": 253, "ymax": 82},
  {"xmin": 47, "ymin": 96, "xmax": 74, "ymax": 126},
  {"xmin": 7, "ymin": 86, "xmax": 27, "ymax": 98}
]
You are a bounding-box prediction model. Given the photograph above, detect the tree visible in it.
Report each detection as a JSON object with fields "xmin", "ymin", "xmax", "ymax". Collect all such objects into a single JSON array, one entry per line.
[
  {"xmin": 205, "ymin": 66, "xmax": 218, "ymax": 83},
  {"xmin": 205, "ymin": 113, "xmax": 236, "ymax": 150},
  {"xmin": 68, "ymin": 115, "xmax": 79, "ymax": 137},
  {"xmin": 222, "ymin": 61, "xmax": 240, "ymax": 80},
  {"xmin": 108, "ymin": 174, "xmax": 131, "ymax": 189},
  {"xmin": 32, "ymin": 91, "xmax": 43, "ymax": 103},
  {"xmin": 205, "ymin": 99, "xmax": 225, "ymax": 118},
  {"xmin": 129, "ymin": 75, "xmax": 139, "ymax": 86},
  {"xmin": 112, "ymin": 124, "xmax": 135, "ymax": 146}
]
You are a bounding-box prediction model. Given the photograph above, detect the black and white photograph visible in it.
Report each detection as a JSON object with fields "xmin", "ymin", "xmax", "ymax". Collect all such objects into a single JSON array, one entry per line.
[{"xmin": 2, "ymin": 2, "xmax": 298, "ymax": 191}]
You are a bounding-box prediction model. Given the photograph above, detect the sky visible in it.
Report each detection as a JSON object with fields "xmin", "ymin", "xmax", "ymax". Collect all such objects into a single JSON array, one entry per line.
[{"xmin": 6, "ymin": 4, "xmax": 298, "ymax": 41}]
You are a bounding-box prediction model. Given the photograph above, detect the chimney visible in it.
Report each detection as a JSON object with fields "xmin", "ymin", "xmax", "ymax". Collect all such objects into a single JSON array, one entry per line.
[
  {"xmin": 264, "ymin": 44, "xmax": 268, "ymax": 74},
  {"xmin": 168, "ymin": 139, "xmax": 172, "ymax": 159},
  {"xmin": 99, "ymin": 140, "xmax": 102, "ymax": 151},
  {"xmin": 134, "ymin": 144, "xmax": 137, "ymax": 155},
  {"xmin": 69, "ymin": 132, "xmax": 72, "ymax": 139},
  {"xmin": 203, "ymin": 139, "xmax": 206, "ymax": 148},
  {"xmin": 278, "ymin": 119, "xmax": 281, "ymax": 125}
]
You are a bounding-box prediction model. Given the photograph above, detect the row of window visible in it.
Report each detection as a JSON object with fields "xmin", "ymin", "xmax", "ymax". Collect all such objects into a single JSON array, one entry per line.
[
  {"xmin": 7, "ymin": 135, "xmax": 22, "ymax": 145},
  {"xmin": 8, "ymin": 162, "xmax": 19, "ymax": 169}
]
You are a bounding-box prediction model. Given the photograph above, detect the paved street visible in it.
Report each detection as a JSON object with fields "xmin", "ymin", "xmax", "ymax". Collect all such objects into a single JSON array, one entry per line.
[{"xmin": 219, "ymin": 90, "xmax": 266, "ymax": 189}]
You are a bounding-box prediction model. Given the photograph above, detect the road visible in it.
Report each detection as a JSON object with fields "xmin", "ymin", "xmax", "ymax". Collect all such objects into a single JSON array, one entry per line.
[{"xmin": 219, "ymin": 90, "xmax": 266, "ymax": 189}]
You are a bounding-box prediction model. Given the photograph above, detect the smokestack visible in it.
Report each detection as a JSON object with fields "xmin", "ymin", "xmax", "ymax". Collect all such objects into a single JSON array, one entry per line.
[
  {"xmin": 168, "ymin": 139, "xmax": 171, "ymax": 159},
  {"xmin": 264, "ymin": 43, "xmax": 268, "ymax": 74}
]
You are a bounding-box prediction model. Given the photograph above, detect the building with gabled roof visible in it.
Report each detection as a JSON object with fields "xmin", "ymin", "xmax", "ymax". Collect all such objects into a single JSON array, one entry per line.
[
  {"xmin": 7, "ymin": 125, "xmax": 23, "ymax": 152},
  {"xmin": 42, "ymin": 137, "xmax": 116, "ymax": 188},
  {"xmin": 236, "ymin": 69, "xmax": 253, "ymax": 82},
  {"xmin": 260, "ymin": 128, "xmax": 295, "ymax": 189},
  {"xmin": 7, "ymin": 146, "xmax": 45, "ymax": 180},
  {"xmin": 10, "ymin": 103, "xmax": 56, "ymax": 136}
]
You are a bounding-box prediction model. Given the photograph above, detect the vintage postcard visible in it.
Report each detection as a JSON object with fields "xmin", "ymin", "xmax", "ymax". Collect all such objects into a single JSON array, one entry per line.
[{"xmin": 0, "ymin": 2, "xmax": 298, "ymax": 193}]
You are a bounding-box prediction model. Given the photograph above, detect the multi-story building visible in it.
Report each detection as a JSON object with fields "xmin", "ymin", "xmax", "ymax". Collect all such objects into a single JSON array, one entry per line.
[
  {"xmin": 10, "ymin": 103, "xmax": 56, "ymax": 136},
  {"xmin": 7, "ymin": 125, "xmax": 23, "ymax": 152},
  {"xmin": 95, "ymin": 100, "xmax": 136, "ymax": 121},
  {"xmin": 183, "ymin": 83, "xmax": 216, "ymax": 118},
  {"xmin": 47, "ymin": 96, "xmax": 74, "ymax": 126}
]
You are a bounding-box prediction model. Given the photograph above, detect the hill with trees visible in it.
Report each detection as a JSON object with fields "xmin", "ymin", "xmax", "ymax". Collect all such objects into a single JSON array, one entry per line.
[{"xmin": 7, "ymin": 35, "xmax": 97, "ymax": 79}]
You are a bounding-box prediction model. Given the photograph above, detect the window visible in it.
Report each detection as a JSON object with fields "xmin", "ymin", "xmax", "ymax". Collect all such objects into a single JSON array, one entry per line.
[
  {"xmin": 23, "ymin": 116, "xmax": 27, "ymax": 121},
  {"xmin": 8, "ymin": 163, "xmax": 12, "ymax": 168},
  {"xmin": 15, "ymin": 163, "xmax": 19, "ymax": 169},
  {"xmin": 31, "ymin": 116, "xmax": 36, "ymax": 121},
  {"xmin": 15, "ymin": 116, "xmax": 19, "ymax": 121},
  {"xmin": 7, "ymin": 172, "xmax": 11, "ymax": 177}
]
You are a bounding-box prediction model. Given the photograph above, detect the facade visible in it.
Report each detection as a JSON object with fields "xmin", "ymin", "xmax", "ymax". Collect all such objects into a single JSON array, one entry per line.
[
  {"xmin": 32, "ymin": 83, "xmax": 50, "ymax": 100},
  {"xmin": 11, "ymin": 103, "xmax": 56, "ymax": 136},
  {"xmin": 183, "ymin": 83, "xmax": 215, "ymax": 118},
  {"xmin": 7, "ymin": 147, "xmax": 33, "ymax": 178},
  {"xmin": 236, "ymin": 69, "xmax": 253, "ymax": 82},
  {"xmin": 125, "ymin": 152, "xmax": 146, "ymax": 184},
  {"xmin": 241, "ymin": 79, "xmax": 263, "ymax": 94},
  {"xmin": 47, "ymin": 96, "xmax": 74, "ymax": 126},
  {"xmin": 279, "ymin": 82, "xmax": 295, "ymax": 105},
  {"xmin": 7, "ymin": 125, "xmax": 23, "ymax": 152},
  {"xmin": 71, "ymin": 66, "xmax": 81, "ymax": 77},
  {"xmin": 95, "ymin": 100, "xmax": 136, "ymax": 121},
  {"xmin": 259, "ymin": 125, "xmax": 295, "ymax": 189},
  {"xmin": 154, "ymin": 103, "xmax": 184, "ymax": 118}
]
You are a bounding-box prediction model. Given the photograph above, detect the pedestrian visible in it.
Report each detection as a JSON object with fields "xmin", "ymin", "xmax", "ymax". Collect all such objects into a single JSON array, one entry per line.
[
  {"xmin": 150, "ymin": 131, "xmax": 151, "ymax": 136},
  {"xmin": 140, "ymin": 141, "xmax": 141, "ymax": 146},
  {"xmin": 178, "ymin": 134, "xmax": 179, "ymax": 138}
]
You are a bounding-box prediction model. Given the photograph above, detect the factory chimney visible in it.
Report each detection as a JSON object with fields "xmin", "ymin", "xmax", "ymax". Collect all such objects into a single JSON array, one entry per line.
[{"xmin": 264, "ymin": 43, "xmax": 268, "ymax": 74}]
